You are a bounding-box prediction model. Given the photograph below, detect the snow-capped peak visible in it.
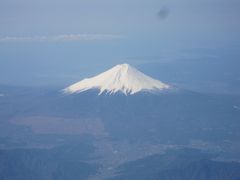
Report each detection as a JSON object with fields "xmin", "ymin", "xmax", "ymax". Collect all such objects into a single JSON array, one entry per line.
[{"xmin": 63, "ymin": 63, "xmax": 170, "ymax": 95}]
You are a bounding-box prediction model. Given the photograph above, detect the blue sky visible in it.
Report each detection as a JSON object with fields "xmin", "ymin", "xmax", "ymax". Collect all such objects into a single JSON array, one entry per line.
[{"xmin": 0, "ymin": 0, "xmax": 240, "ymax": 91}]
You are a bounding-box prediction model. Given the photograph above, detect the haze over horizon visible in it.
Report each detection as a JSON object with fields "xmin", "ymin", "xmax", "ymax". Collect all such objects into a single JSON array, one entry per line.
[{"xmin": 0, "ymin": 0, "xmax": 240, "ymax": 93}]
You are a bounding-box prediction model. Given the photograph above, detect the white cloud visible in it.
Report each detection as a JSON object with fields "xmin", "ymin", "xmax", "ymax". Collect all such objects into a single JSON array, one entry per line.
[{"xmin": 0, "ymin": 34, "xmax": 123, "ymax": 43}]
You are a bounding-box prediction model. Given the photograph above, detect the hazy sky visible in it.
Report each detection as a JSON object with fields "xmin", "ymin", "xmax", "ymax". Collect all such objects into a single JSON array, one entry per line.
[{"xmin": 0, "ymin": 0, "xmax": 240, "ymax": 88}]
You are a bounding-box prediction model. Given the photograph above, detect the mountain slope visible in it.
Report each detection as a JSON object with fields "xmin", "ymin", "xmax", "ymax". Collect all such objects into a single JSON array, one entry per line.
[
  {"xmin": 111, "ymin": 149, "xmax": 240, "ymax": 180},
  {"xmin": 63, "ymin": 64, "xmax": 170, "ymax": 95}
]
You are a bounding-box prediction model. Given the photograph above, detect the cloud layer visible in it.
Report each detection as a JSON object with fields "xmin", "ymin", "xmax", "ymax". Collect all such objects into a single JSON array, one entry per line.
[{"xmin": 0, "ymin": 34, "xmax": 123, "ymax": 43}]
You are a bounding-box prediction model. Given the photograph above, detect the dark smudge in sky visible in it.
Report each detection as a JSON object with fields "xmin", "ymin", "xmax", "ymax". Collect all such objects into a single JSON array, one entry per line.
[{"xmin": 157, "ymin": 6, "xmax": 170, "ymax": 20}]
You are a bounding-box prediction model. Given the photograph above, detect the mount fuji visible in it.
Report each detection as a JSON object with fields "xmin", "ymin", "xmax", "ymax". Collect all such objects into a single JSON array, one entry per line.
[
  {"xmin": 8, "ymin": 70, "xmax": 240, "ymax": 150},
  {"xmin": 63, "ymin": 64, "xmax": 170, "ymax": 95}
]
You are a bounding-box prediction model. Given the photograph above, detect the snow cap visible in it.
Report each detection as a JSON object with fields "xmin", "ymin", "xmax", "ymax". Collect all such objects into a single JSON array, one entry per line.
[{"xmin": 63, "ymin": 63, "xmax": 170, "ymax": 95}]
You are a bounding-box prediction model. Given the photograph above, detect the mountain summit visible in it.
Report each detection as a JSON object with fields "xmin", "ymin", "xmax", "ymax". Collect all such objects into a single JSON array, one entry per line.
[{"xmin": 63, "ymin": 64, "xmax": 170, "ymax": 95}]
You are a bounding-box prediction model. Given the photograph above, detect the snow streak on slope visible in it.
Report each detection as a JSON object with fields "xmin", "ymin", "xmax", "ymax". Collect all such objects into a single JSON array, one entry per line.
[{"xmin": 63, "ymin": 64, "xmax": 170, "ymax": 95}]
